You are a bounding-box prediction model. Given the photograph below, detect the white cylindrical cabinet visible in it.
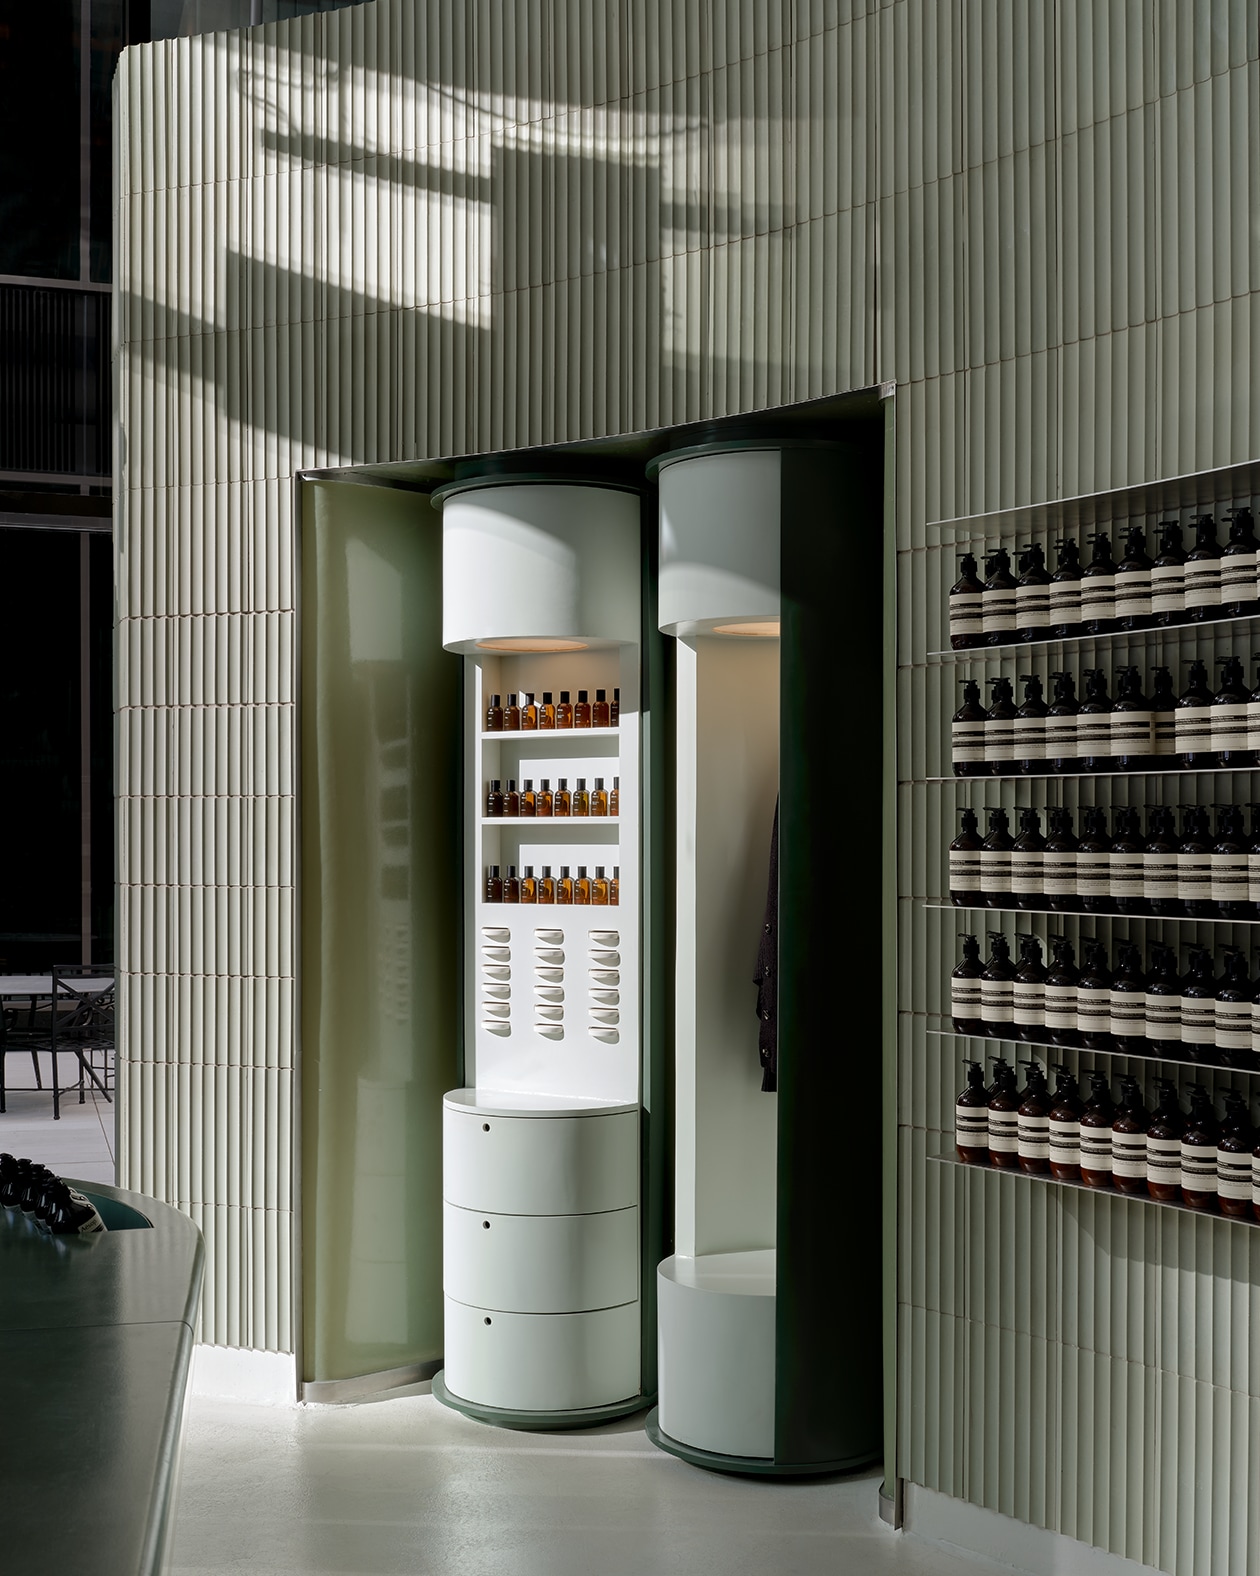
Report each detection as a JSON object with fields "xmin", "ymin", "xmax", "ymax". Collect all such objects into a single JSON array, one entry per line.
[
  {"xmin": 444, "ymin": 1202, "xmax": 639, "ymax": 1313},
  {"xmin": 444, "ymin": 1101, "xmax": 639, "ymax": 1216},
  {"xmin": 443, "ymin": 1298, "xmax": 642, "ymax": 1413}
]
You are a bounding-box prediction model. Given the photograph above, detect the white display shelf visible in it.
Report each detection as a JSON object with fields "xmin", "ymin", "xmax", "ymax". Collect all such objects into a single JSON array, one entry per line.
[
  {"xmin": 928, "ymin": 607, "xmax": 1260, "ymax": 659},
  {"xmin": 924, "ymin": 901, "xmax": 1260, "ymax": 927},
  {"xmin": 481, "ymin": 727, "xmax": 620, "ymax": 744},
  {"xmin": 443, "ymin": 1087, "xmax": 638, "ymax": 1119},
  {"xmin": 924, "ymin": 766, "xmax": 1257, "ymax": 783},
  {"xmin": 928, "ymin": 1147, "xmax": 1260, "ymax": 1229},
  {"xmin": 926, "ymin": 1025, "xmax": 1258, "ymax": 1078},
  {"xmin": 480, "ymin": 817, "xmax": 620, "ymax": 830}
]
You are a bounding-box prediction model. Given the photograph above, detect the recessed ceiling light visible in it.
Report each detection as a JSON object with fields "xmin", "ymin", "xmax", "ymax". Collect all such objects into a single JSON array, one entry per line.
[
  {"xmin": 475, "ymin": 637, "xmax": 590, "ymax": 653},
  {"xmin": 711, "ymin": 620, "xmax": 781, "ymax": 638}
]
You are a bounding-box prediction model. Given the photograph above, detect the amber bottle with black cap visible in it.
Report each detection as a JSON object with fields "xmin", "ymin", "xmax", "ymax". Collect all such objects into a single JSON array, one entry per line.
[
  {"xmin": 539, "ymin": 692, "xmax": 556, "ymax": 730},
  {"xmin": 952, "ymin": 678, "xmax": 989, "ymax": 778},
  {"xmin": 949, "ymin": 808, "xmax": 984, "ymax": 907},
  {"xmin": 1184, "ymin": 513, "xmax": 1223, "ymax": 621},
  {"xmin": 1079, "ymin": 1070, "xmax": 1117, "ymax": 1188},
  {"xmin": 982, "ymin": 548, "xmax": 1018, "ymax": 645},
  {"xmin": 1015, "ymin": 545, "xmax": 1052, "ymax": 642},
  {"xmin": 1042, "ymin": 807, "xmax": 1080, "ymax": 913},
  {"xmin": 979, "ymin": 808, "xmax": 1014, "ymax": 910},
  {"xmin": 484, "ymin": 865, "xmax": 503, "ymax": 903},
  {"xmin": 1150, "ymin": 521, "xmax": 1187, "ymax": 627},
  {"xmin": 1014, "ymin": 674, "xmax": 1049, "ymax": 774},
  {"xmin": 1012, "ymin": 934, "xmax": 1047, "ymax": 1042},
  {"xmin": 1179, "ymin": 947, "xmax": 1220, "ymax": 1060},
  {"xmin": 979, "ymin": 932, "xmax": 1016, "ymax": 1039},
  {"xmin": 1010, "ymin": 809, "xmax": 1046, "ymax": 912},
  {"xmin": 1110, "ymin": 806, "xmax": 1148, "ymax": 916},
  {"xmin": 504, "ymin": 693, "xmax": 521, "ymax": 731},
  {"xmin": 1048, "ymin": 1066, "xmax": 1084, "ymax": 1181},
  {"xmin": 1149, "ymin": 664, "xmax": 1178, "ymax": 765},
  {"xmin": 986, "ymin": 1057, "xmax": 1020, "ymax": 1170},
  {"xmin": 593, "ymin": 689, "xmax": 611, "ymax": 728},
  {"xmin": 522, "ymin": 692, "xmax": 538, "ymax": 731},
  {"xmin": 1076, "ymin": 940, "xmax": 1114, "ymax": 1051},
  {"xmin": 1211, "ymin": 804, "xmax": 1250, "ymax": 920},
  {"xmin": 1214, "ymin": 947, "xmax": 1253, "ymax": 1064},
  {"xmin": 1177, "ymin": 806, "xmax": 1214, "ymax": 919},
  {"xmin": 951, "ymin": 934, "xmax": 984, "ymax": 1035},
  {"xmin": 1080, "ymin": 532, "xmax": 1117, "ymax": 634},
  {"xmin": 1111, "ymin": 1076, "xmax": 1150, "ymax": 1196},
  {"xmin": 1146, "ymin": 1081, "xmax": 1185, "ymax": 1201},
  {"xmin": 1110, "ymin": 666, "xmax": 1153, "ymax": 771},
  {"xmin": 1143, "ymin": 807, "xmax": 1180, "ymax": 917},
  {"xmin": 1217, "ymin": 1089, "xmax": 1253, "ymax": 1218},
  {"xmin": 1114, "ymin": 524, "xmax": 1153, "ymax": 631},
  {"xmin": 1175, "ymin": 658, "xmax": 1215, "ymax": 768},
  {"xmin": 1219, "ymin": 506, "xmax": 1260, "ymax": 618},
  {"xmin": 485, "ymin": 693, "xmax": 504, "ymax": 732},
  {"xmin": 1181, "ymin": 1085, "xmax": 1220, "ymax": 1209},
  {"xmin": 1044, "ymin": 671, "xmax": 1081, "ymax": 774},
  {"xmin": 1076, "ymin": 668, "xmax": 1115, "ymax": 773},
  {"xmin": 955, "ymin": 1060, "xmax": 990, "ymax": 1162},
  {"xmin": 502, "ymin": 865, "xmax": 520, "ymax": 903},
  {"xmin": 485, "ymin": 779, "xmax": 504, "ymax": 818},
  {"xmin": 984, "ymin": 677, "xmax": 1018, "ymax": 776},
  {"xmin": 1143, "ymin": 943, "xmax": 1183, "ymax": 1059},
  {"xmin": 1212, "ymin": 655, "xmax": 1250, "ymax": 767},
  {"xmin": 1048, "ymin": 538, "xmax": 1083, "ymax": 638},
  {"xmin": 1076, "ymin": 807, "xmax": 1114, "ymax": 916},
  {"xmin": 1016, "ymin": 1060, "xmax": 1052, "ymax": 1174},
  {"xmin": 1108, "ymin": 941, "xmax": 1147, "ymax": 1053},
  {"xmin": 1042, "ymin": 936, "xmax": 1080, "ymax": 1047}
]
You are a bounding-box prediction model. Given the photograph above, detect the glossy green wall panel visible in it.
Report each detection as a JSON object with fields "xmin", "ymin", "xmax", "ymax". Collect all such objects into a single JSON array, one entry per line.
[{"xmin": 299, "ymin": 480, "xmax": 460, "ymax": 1385}]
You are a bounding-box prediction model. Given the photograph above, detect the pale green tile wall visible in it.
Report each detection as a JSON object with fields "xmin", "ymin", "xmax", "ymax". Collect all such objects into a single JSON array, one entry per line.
[{"xmin": 115, "ymin": 2, "xmax": 1260, "ymax": 1563}]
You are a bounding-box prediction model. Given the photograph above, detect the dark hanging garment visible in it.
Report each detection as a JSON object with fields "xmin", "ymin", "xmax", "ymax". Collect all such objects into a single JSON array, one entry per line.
[{"xmin": 754, "ymin": 800, "xmax": 779, "ymax": 1092}]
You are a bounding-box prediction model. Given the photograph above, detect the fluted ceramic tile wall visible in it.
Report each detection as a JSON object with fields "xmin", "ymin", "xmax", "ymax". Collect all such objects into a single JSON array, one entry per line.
[{"xmin": 116, "ymin": 1, "xmax": 1260, "ymax": 1565}]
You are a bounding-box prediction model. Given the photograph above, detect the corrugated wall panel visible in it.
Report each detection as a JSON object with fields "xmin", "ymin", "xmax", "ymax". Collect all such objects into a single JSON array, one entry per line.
[{"xmin": 115, "ymin": 3, "xmax": 1260, "ymax": 1565}]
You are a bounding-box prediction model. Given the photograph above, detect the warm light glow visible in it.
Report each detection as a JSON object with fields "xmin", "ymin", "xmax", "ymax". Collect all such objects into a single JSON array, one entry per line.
[
  {"xmin": 711, "ymin": 619, "xmax": 781, "ymax": 638},
  {"xmin": 475, "ymin": 636, "xmax": 590, "ymax": 653}
]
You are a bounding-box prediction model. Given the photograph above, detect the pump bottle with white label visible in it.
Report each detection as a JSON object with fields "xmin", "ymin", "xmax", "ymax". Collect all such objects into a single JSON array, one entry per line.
[
  {"xmin": 1014, "ymin": 674, "xmax": 1049, "ymax": 774},
  {"xmin": 949, "ymin": 808, "xmax": 984, "ymax": 906},
  {"xmin": 1076, "ymin": 807, "xmax": 1114, "ymax": 915},
  {"xmin": 1143, "ymin": 807, "xmax": 1181, "ymax": 917},
  {"xmin": 1175, "ymin": 658, "xmax": 1215, "ymax": 769},
  {"xmin": 1248, "ymin": 802, "xmax": 1260, "ymax": 919},
  {"xmin": 1079, "ymin": 1070, "xmax": 1117, "ymax": 1189},
  {"xmin": 1110, "ymin": 666, "xmax": 1153, "ymax": 771},
  {"xmin": 1144, "ymin": 943, "xmax": 1183, "ymax": 1060},
  {"xmin": 1111, "ymin": 1076, "xmax": 1150, "ymax": 1196},
  {"xmin": 1048, "ymin": 1066, "xmax": 1084, "ymax": 1181},
  {"xmin": 1012, "ymin": 934, "xmax": 1047, "ymax": 1041},
  {"xmin": 1048, "ymin": 539, "xmax": 1083, "ymax": 639},
  {"xmin": 980, "ymin": 933, "xmax": 1017, "ymax": 1040},
  {"xmin": 1181, "ymin": 1086, "xmax": 1220, "ymax": 1209},
  {"xmin": 985, "ymin": 677, "xmax": 1018, "ymax": 776},
  {"xmin": 1114, "ymin": 525, "xmax": 1153, "ymax": 631},
  {"xmin": 1076, "ymin": 669, "xmax": 1115, "ymax": 773},
  {"xmin": 1177, "ymin": 806, "xmax": 1215, "ymax": 919},
  {"xmin": 1184, "ymin": 514, "xmax": 1222, "ymax": 622},
  {"xmin": 1180, "ymin": 948, "xmax": 1220, "ymax": 1061},
  {"xmin": 1211, "ymin": 804, "xmax": 1250, "ymax": 920},
  {"xmin": 1042, "ymin": 807, "xmax": 1080, "ymax": 913},
  {"xmin": 1080, "ymin": 533, "xmax": 1117, "ymax": 635},
  {"xmin": 955, "ymin": 1061, "xmax": 990, "ymax": 1163},
  {"xmin": 948, "ymin": 553, "xmax": 985, "ymax": 650},
  {"xmin": 952, "ymin": 678, "xmax": 989, "ymax": 778},
  {"xmin": 986, "ymin": 1057, "xmax": 1020, "ymax": 1170},
  {"xmin": 1109, "ymin": 941, "xmax": 1148, "ymax": 1054},
  {"xmin": 1042, "ymin": 936, "xmax": 1080, "ymax": 1047},
  {"xmin": 1146, "ymin": 1081, "xmax": 1185, "ymax": 1202},
  {"xmin": 982, "ymin": 548, "xmax": 1019, "ymax": 645},
  {"xmin": 980, "ymin": 807, "xmax": 1014, "ymax": 909},
  {"xmin": 1214, "ymin": 948, "xmax": 1254, "ymax": 1066},
  {"xmin": 1016, "ymin": 1061, "xmax": 1052, "ymax": 1174},
  {"xmin": 1150, "ymin": 521, "xmax": 1187, "ymax": 627},
  {"xmin": 1217, "ymin": 1090, "xmax": 1253, "ymax": 1218},
  {"xmin": 1015, "ymin": 545, "xmax": 1052, "ymax": 642},
  {"xmin": 1010, "ymin": 809, "xmax": 1046, "ymax": 912},
  {"xmin": 951, "ymin": 934, "xmax": 984, "ymax": 1035},
  {"xmin": 1149, "ymin": 664, "xmax": 1178, "ymax": 765},
  {"xmin": 1219, "ymin": 506, "xmax": 1259, "ymax": 619},
  {"xmin": 1076, "ymin": 940, "xmax": 1114, "ymax": 1050},
  {"xmin": 1212, "ymin": 655, "xmax": 1251, "ymax": 768},
  {"xmin": 1110, "ymin": 806, "xmax": 1148, "ymax": 916},
  {"xmin": 1045, "ymin": 671, "xmax": 1081, "ymax": 774}
]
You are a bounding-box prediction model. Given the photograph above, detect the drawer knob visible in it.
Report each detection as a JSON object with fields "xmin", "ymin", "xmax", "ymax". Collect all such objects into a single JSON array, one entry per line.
[
  {"xmin": 484, "ymin": 1316, "xmax": 492, "ymax": 1326},
  {"xmin": 483, "ymin": 1220, "xmax": 491, "ymax": 1229},
  {"xmin": 482, "ymin": 1123, "xmax": 490, "ymax": 1132}
]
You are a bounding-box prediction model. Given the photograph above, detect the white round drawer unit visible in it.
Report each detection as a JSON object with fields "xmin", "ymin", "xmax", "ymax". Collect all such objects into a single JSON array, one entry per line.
[
  {"xmin": 444, "ymin": 1202, "xmax": 639, "ymax": 1314},
  {"xmin": 443, "ymin": 1094, "xmax": 638, "ymax": 1216},
  {"xmin": 443, "ymin": 1298, "xmax": 641, "ymax": 1412}
]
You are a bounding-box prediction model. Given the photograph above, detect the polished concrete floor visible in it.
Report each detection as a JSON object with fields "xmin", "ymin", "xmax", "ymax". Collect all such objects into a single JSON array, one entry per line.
[
  {"xmin": 0, "ymin": 1051, "xmax": 115, "ymax": 1183},
  {"xmin": 169, "ymin": 1394, "xmax": 1000, "ymax": 1576}
]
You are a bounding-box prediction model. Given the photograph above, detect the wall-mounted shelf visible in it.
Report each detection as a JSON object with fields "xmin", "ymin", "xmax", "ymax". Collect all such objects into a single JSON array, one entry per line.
[
  {"xmin": 926, "ymin": 1025, "xmax": 1258, "ymax": 1077},
  {"xmin": 480, "ymin": 817, "xmax": 620, "ymax": 830},
  {"xmin": 926, "ymin": 456, "xmax": 1260, "ymax": 543},
  {"xmin": 481, "ymin": 727, "xmax": 620, "ymax": 744},
  {"xmin": 924, "ymin": 901, "xmax": 1260, "ymax": 928},
  {"xmin": 928, "ymin": 607, "xmax": 1260, "ymax": 659},
  {"xmin": 928, "ymin": 1147, "xmax": 1259, "ymax": 1228},
  {"xmin": 924, "ymin": 766, "xmax": 1258, "ymax": 783}
]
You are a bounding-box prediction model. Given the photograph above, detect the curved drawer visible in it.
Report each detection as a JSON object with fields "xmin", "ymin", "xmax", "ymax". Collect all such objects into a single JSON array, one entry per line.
[
  {"xmin": 444, "ymin": 1107, "xmax": 638, "ymax": 1215},
  {"xmin": 444, "ymin": 1202, "xmax": 638, "ymax": 1313},
  {"xmin": 443, "ymin": 1296, "xmax": 641, "ymax": 1412}
]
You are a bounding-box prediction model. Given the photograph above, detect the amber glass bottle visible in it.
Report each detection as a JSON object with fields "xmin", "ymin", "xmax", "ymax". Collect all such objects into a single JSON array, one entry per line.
[
  {"xmin": 557, "ymin": 866, "xmax": 574, "ymax": 904},
  {"xmin": 592, "ymin": 867, "xmax": 610, "ymax": 905},
  {"xmin": 522, "ymin": 693, "xmax": 538, "ymax": 731},
  {"xmin": 504, "ymin": 779, "xmax": 520, "ymax": 816},
  {"xmin": 556, "ymin": 690, "xmax": 574, "ymax": 729},
  {"xmin": 520, "ymin": 866, "xmax": 537, "ymax": 903},
  {"xmin": 554, "ymin": 779, "xmax": 571, "ymax": 816},
  {"xmin": 1110, "ymin": 1076, "xmax": 1150, "ymax": 1196},
  {"xmin": 520, "ymin": 780, "xmax": 537, "ymax": 817},
  {"xmin": 955, "ymin": 1061, "xmax": 990, "ymax": 1163},
  {"xmin": 537, "ymin": 866, "xmax": 556, "ymax": 904},
  {"xmin": 572, "ymin": 779, "xmax": 590, "ymax": 817},
  {"xmin": 591, "ymin": 778, "xmax": 608, "ymax": 816},
  {"xmin": 540, "ymin": 692, "xmax": 556, "ymax": 729},
  {"xmin": 610, "ymin": 777, "xmax": 620, "ymax": 816},
  {"xmin": 537, "ymin": 780, "xmax": 553, "ymax": 817},
  {"xmin": 593, "ymin": 689, "xmax": 611, "ymax": 727},
  {"xmin": 1079, "ymin": 1070, "xmax": 1116, "ymax": 1188},
  {"xmin": 1180, "ymin": 1085, "xmax": 1219, "ymax": 1210},
  {"xmin": 1145, "ymin": 1080, "xmax": 1185, "ymax": 1201},
  {"xmin": 485, "ymin": 693, "xmax": 504, "ymax": 732},
  {"xmin": 1048, "ymin": 1067, "xmax": 1083, "ymax": 1181},
  {"xmin": 986, "ymin": 1059, "xmax": 1020, "ymax": 1170},
  {"xmin": 484, "ymin": 865, "xmax": 503, "ymax": 903},
  {"xmin": 1217, "ymin": 1089, "xmax": 1253, "ymax": 1218},
  {"xmin": 610, "ymin": 865, "xmax": 620, "ymax": 904},
  {"xmin": 1016, "ymin": 1060, "xmax": 1051, "ymax": 1175},
  {"xmin": 574, "ymin": 866, "xmax": 592, "ymax": 905},
  {"xmin": 503, "ymin": 865, "xmax": 520, "ymax": 903},
  {"xmin": 485, "ymin": 779, "xmax": 504, "ymax": 818},
  {"xmin": 611, "ymin": 688, "xmax": 621, "ymax": 725},
  {"xmin": 504, "ymin": 693, "xmax": 521, "ymax": 731},
  {"xmin": 574, "ymin": 690, "xmax": 592, "ymax": 728}
]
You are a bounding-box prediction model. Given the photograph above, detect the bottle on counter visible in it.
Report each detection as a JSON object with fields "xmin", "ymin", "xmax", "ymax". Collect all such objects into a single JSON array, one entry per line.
[
  {"xmin": 1110, "ymin": 806, "xmax": 1149, "ymax": 916},
  {"xmin": 982, "ymin": 548, "xmax": 1019, "ymax": 645},
  {"xmin": 1175, "ymin": 657, "xmax": 1215, "ymax": 768},
  {"xmin": 949, "ymin": 808, "xmax": 984, "ymax": 907},
  {"xmin": 1146, "ymin": 1081, "xmax": 1186, "ymax": 1202},
  {"xmin": 1014, "ymin": 674, "xmax": 1050, "ymax": 774},
  {"xmin": 985, "ymin": 676, "xmax": 1018, "ymax": 776},
  {"xmin": 1149, "ymin": 664, "xmax": 1178, "ymax": 764},
  {"xmin": 1211, "ymin": 804, "xmax": 1250, "ymax": 920},
  {"xmin": 952, "ymin": 678, "xmax": 989, "ymax": 778},
  {"xmin": 1076, "ymin": 807, "xmax": 1114, "ymax": 915},
  {"xmin": 951, "ymin": 934, "xmax": 985, "ymax": 1035},
  {"xmin": 1215, "ymin": 947, "xmax": 1254, "ymax": 1065},
  {"xmin": 1181, "ymin": 1086, "xmax": 1220, "ymax": 1209},
  {"xmin": 1048, "ymin": 1066, "xmax": 1085, "ymax": 1181},
  {"xmin": 1180, "ymin": 948, "xmax": 1220, "ymax": 1059},
  {"xmin": 955, "ymin": 1060, "xmax": 991, "ymax": 1162},
  {"xmin": 1114, "ymin": 525, "xmax": 1153, "ymax": 631},
  {"xmin": 986, "ymin": 1057, "xmax": 1020, "ymax": 1169},
  {"xmin": 1111, "ymin": 1076, "xmax": 1150, "ymax": 1196},
  {"xmin": 1080, "ymin": 532, "xmax": 1118, "ymax": 635},
  {"xmin": 485, "ymin": 693, "xmax": 504, "ymax": 732},
  {"xmin": 1048, "ymin": 538, "xmax": 1083, "ymax": 639},
  {"xmin": 1184, "ymin": 514, "xmax": 1222, "ymax": 622},
  {"xmin": 980, "ymin": 932, "xmax": 1017, "ymax": 1039},
  {"xmin": 1076, "ymin": 940, "xmax": 1114, "ymax": 1050},
  {"xmin": 574, "ymin": 690, "xmax": 592, "ymax": 728},
  {"xmin": 1177, "ymin": 805, "xmax": 1214, "ymax": 918},
  {"xmin": 1109, "ymin": 941, "xmax": 1148, "ymax": 1054},
  {"xmin": 1150, "ymin": 521, "xmax": 1188, "ymax": 627},
  {"xmin": 1043, "ymin": 936, "xmax": 1081, "ymax": 1047},
  {"xmin": 1212, "ymin": 655, "xmax": 1251, "ymax": 768},
  {"xmin": 1217, "ymin": 1090, "xmax": 1254, "ymax": 1218},
  {"xmin": 1079, "ymin": 1070, "xmax": 1117, "ymax": 1188},
  {"xmin": 504, "ymin": 693, "xmax": 522, "ymax": 731},
  {"xmin": 1143, "ymin": 806, "xmax": 1181, "ymax": 916},
  {"xmin": 485, "ymin": 779, "xmax": 504, "ymax": 818},
  {"xmin": 484, "ymin": 864, "xmax": 503, "ymax": 903},
  {"xmin": 1144, "ymin": 943, "xmax": 1183, "ymax": 1060},
  {"xmin": 1012, "ymin": 934, "xmax": 1047, "ymax": 1041},
  {"xmin": 1015, "ymin": 545, "xmax": 1052, "ymax": 642},
  {"xmin": 556, "ymin": 690, "xmax": 574, "ymax": 729},
  {"xmin": 1110, "ymin": 666, "xmax": 1153, "ymax": 771},
  {"xmin": 1043, "ymin": 807, "xmax": 1080, "ymax": 913},
  {"xmin": 1219, "ymin": 506, "xmax": 1260, "ymax": 618},
  {"xmin": 503, "ymin": 864, "xmax": 520, "ymax": 903},
  {"xmin": 980, "ymin": 807, "xmax": 1015, "ymax": 909},
  {"xmin": 1044, "ymin": 671, "xmax": 1081, "ymax": 774},
  {"xmin": 1076, "ymin": 668, "xmax": 1115, "ymax": 773},
  {"xmin": 593, "ymin": 689, "xmax": 611, "ymax": 728},
  {"xmin": 1016, "ymin": 1060, "xmax": 1052, "ymax": 1174},
  {"xmin": 1010, "ymin": 808, "xmax": 1046, "ymax": 912}
]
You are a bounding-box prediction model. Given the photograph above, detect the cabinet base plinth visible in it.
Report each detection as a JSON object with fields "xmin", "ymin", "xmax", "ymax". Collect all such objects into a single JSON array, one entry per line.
[
  {"xmin": 431, "ymin": 1369, "xmax": 652, "ymax": 1431},
  {"xmin": 645, "ymin": 1409, "xmax": 879, "ymax": 1478}
]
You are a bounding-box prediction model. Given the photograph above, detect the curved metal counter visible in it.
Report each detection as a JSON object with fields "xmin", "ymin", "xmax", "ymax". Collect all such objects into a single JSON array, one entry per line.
[{"xmin": 0, "ymin": 1180, "xmax": 205, "ymax": 1576}]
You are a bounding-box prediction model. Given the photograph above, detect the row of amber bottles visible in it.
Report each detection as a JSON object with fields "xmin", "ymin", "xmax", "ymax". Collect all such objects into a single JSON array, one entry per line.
[
  {"xmin": 486, "ymin": 777, "xmax": 619, "ymax": 817},
  {"xmin": 485, "ymin": 689, "xmax": 618, "ymax": 731},
  {"xmin": 484, "ymin": 864, "xmax": 620, "ymax": 905}
]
